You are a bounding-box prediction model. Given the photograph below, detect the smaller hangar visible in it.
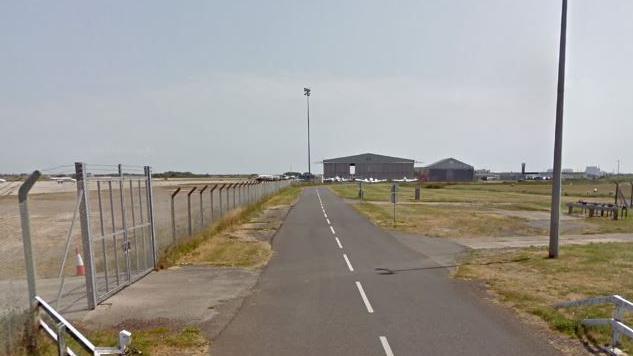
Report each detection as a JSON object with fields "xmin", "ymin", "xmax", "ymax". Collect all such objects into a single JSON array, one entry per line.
[
  {"xmin": 422, "ymin": 158, "xmax": 474, "ymax": 182},
  {"xmin": 323, "ymin": 153, "xmax": 414, "ymax": 180}
]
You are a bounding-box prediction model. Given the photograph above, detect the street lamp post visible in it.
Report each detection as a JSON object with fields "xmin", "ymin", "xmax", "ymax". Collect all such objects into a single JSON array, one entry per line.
[
  {"xmin": 549, "ymin": 0, "xmax": 568, "ymax": 258},
  {"xmin": 304, "ymin": 88, "xmax": 312, "ymax": 177}
]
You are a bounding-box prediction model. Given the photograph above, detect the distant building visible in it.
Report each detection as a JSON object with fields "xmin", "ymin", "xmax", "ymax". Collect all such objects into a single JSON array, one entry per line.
[
  {"xmin": 585, "ymin": 166, "xmax": 605, "ymax": 178},
  {"xmin": 322, "ymin": 153, "xmax": 414, "ymax": 180},
  {"xmin": 421, "ymin": 158, "xmax": 474, "ymax": 182}
]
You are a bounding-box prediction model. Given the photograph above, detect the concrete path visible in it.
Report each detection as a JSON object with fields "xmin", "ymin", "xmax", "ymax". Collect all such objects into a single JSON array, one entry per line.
[
  {"xmin": 66, "ymin": 267, "xmax": 259, "ymax": 339},
  {"xmin": 452, "ymin": 233, "xmax": 633, "ymax": 250},
  {"xmin": 212, "ymin": 188, "xmax": 560, "ymax": 356}
]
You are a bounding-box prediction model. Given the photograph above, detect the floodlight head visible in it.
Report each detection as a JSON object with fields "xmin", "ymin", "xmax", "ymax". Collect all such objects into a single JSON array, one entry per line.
[{"xmin": 304, "ymin": 88, "xmax": 311, "ymax": 96}]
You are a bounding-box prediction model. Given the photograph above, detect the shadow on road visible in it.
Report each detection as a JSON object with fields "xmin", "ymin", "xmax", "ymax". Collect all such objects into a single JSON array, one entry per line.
[{"xmin": 374, "ymin": 256, "xmax": 530, "ymax": 275}]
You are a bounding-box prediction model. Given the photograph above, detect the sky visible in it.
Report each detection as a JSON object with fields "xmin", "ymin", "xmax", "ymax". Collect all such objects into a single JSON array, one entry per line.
[{"xmin": 1, "ymin": 1, "xmax": 632, "ymax": 174}]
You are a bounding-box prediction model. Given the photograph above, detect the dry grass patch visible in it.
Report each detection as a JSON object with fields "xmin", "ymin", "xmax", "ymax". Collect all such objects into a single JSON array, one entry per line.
[
  {"xmin": 179, "ymin": 237, "xmax": 271, "ymax": 268},
  {"xmin": 330, "ymin": 183, "xmax": 633, "ymax": 236},
  {"xmin": 456, "ymin": 243, "xmax": 633, "ymax": 352},
  {"xmin": 353, "ymin": 202, "xmax": 546, "ymax": 238},
  {"xmin": 160, "ymin": 186, "xmax": 302, "ymax": 268}
]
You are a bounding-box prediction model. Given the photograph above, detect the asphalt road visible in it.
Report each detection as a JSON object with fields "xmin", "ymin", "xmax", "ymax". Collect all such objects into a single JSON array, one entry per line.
[{"xmin": 213, "ymin": 188, "xmax": 559, "ymax": 356}]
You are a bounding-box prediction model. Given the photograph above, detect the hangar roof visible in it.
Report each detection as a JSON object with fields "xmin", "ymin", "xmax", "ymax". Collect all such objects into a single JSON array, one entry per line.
[
  {"xmin": 323, "ymin": 153, "xmax": 414, "ymax": 164},
  {"xmin": 426, "ymin": 158, "xmax": 473, "ymax": 170}
]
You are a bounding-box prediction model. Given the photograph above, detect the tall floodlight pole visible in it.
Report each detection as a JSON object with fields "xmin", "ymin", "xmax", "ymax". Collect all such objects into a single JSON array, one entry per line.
[
  {"xmin": 304, "ymin": 88, "xmax": 312, "ymax": 176},
  {"xmin": 549, "ymin": 0, "xmax": 568, "ymax": 258}
]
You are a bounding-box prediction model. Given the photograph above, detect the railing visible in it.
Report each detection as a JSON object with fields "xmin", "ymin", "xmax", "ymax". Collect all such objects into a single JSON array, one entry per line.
[
  {"xmin": 35, "ymin": 296, "xmax": 131, "ymax": 355},
  {"xmin": 556, "ymin": 295, "xmax": 633, "ymax": 355}
]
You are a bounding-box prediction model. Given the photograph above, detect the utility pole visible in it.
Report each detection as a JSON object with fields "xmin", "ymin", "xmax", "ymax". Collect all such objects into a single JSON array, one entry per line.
[
  {"xmin": 304, "ymin": 88, "xmax": 311, "ymax": 177},
  {"xmin": 549, "ymin": 0, "xmax": 568, "ymax": 259}
]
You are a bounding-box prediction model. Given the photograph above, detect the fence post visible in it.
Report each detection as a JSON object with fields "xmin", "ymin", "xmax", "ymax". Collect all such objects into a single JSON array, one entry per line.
[
  {"xmin": 199, "ymin": 185, "xmax": 208, "ymax": 228},
  {"xmin": 118, "ymin": 164, "xmax": 131, "ymax": 283},
  {"xmin": 233, "ymin": 183, "xmax": 237, "ymax": 209},
  {"xmin": 144, "ymin": 166, "xmax": 158, "ymax": 269},
  {"xmin": 613, "ymin": 303, "xmax": 624, "ymax": 348},
  {"xmin": 107, "ymin": 181, "xmax": 120, "ymax": 286},
  {"xmin": 170, "ymin": 188, "xmax": 181, "ymax": 243},
  {"xmin": 76, "ymin": 162, "xmax": 97, "ymax": 310},
  {"xmin": 209, "ymin": 185, "xmax": 217, "ymax": 224},
  {"xmin": 218, "ymin": 184, "xmax": 224, "ymax": 217},
  {"xmin": 187, "ymin": 187, "xmax": 197, "ymax": 235},
  {"xmin": 96, "ymin": 181, "xmax": 109, "ymax": 292},
  {"xmin": 226, "ymin": 184, "xmax": 233, "ymax": 212},
  {"xmin": 18, "ymin": 170, "xmax": 41, "ymax": 351},
  {"xmin": 56, "ymin": 323, "xmax": 67, "ymax": 356}
]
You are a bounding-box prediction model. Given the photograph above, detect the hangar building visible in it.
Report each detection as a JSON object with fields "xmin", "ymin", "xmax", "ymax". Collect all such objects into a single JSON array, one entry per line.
[
  {"xmin": 422, "ymin": 158, "xmax": 474, "ymax": 182},
  {"xmin": 323, "ymin": 153, "xmax": 415, "ymax": 180}
]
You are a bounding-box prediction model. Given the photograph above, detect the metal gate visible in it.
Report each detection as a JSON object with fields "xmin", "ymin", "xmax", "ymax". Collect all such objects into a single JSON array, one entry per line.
[{"xmin": 75, "ymin": 163, "xmax": 157, "ymax": 309}]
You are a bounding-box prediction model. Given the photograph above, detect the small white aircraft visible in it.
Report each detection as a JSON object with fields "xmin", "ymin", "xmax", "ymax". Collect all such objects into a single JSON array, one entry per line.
[
  {"xmin": 0, "ymin": 178, "xmax": 6, "ymax": 183},
  {"xmin": 357, "ymin": 177, "xmax": 387, "ymax": 183},
  {"xmin": 49, "ymin": 176, "xmax": 77, "ymax": 184},
  {"xmin": 256, "ymin": 174, "xmax": 277, "ymax": 181},
  {"xmin": 393, "ymin": 176, "xmax": 418, "ymax": 183}
]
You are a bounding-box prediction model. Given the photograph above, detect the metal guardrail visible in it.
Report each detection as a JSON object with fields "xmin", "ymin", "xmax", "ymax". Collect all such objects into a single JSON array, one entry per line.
[
  {"xmin": 35, "ymin": 296, "xmax": 131, "ymax": 355},
  {"xmin": 556, "ymin": 295, "xmax": 633, "ymax": 355}
]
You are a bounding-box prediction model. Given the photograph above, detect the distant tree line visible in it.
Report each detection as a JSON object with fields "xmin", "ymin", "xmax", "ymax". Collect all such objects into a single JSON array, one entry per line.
[{"xmin": 153, "ymin": 171, "xmax": 256, "ymax": 179}]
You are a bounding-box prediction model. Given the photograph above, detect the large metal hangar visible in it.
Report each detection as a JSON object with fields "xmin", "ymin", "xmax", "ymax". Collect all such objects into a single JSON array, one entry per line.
[
  {"xmin": 323, "ymin": 153, "xmax": 415, "ymax": 180},
  {"xmin": 421, "ymin": 158, "xmax": 474, "ymax": 182}
]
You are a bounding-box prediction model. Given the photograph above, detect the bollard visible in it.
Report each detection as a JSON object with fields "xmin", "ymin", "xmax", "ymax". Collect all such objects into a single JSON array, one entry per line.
[{"xmin": 415, "ymin": 185, "xmax": 421, "ymax": 201}]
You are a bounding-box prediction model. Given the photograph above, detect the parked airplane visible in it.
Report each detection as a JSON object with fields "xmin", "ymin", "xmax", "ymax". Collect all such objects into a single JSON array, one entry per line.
[
  {"xmin": 393, "ymin": 177, "xmax": 418, "ymax": 183},
  {"xmin": 256, "ymin": 174, "xmax": 278, "ymax": 181},
  {"xmin": 49, "ymin": 176, "xmax": 77, "ymax": 184},
  {"xmin": 323, "ymin": 176, "xmax": 352, "ymax": 183},
  {"xmin": 357, "ymin": 177, "xmax": 386, "ymax": 183},
  {"xmin": 0, "ymin": 178, "xmax": 6, "ymax": 183}
]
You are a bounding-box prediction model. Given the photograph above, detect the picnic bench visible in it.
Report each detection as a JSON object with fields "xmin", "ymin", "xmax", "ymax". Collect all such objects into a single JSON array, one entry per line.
[{"xmin": 567, "ymin": 200, "xmax": 627, "ymax": 220}]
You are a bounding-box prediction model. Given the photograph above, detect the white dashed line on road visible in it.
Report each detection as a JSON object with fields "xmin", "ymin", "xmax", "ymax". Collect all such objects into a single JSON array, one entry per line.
[
  {"xmin": 379, "ymin": 336, "xmax": 394, "ymax": 356},
  {"xmin": 330, "ymin": 226, "xmax": 336, "ymax": 235},
  {"xmin": 335, "ymin": 237, "xmax": 343, "ymax": 249},
  {"xmin": 326, "ymin": 218, "xmax": 331, "ymax": 225},
  {"xmin": 343, "ymin": 254, "xmax": 354, "ymax": 272},
  {"xmin": 355, "ymin": 281, "xmax": 374, "ymax": 313}
]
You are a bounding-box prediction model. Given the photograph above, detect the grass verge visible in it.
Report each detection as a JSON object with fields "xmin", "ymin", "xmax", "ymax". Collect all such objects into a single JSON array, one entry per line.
[
  {"xmin": 36, "ymin": 325, "xmax": 208, "ymax": 355},
  {"xmin": 159, "ymin": 185, "xmax": 303, "ymax": 268},
  {"xmin": 351, "ymin": 202, "xmax": 546, "ymax": 238},
  {"xmin": 455, "ymin": 243, "xmax": 633, "ymax": 352},
  {"xmin": 329, "ymin": 183, "xmax": 633, "ymax": 237}
]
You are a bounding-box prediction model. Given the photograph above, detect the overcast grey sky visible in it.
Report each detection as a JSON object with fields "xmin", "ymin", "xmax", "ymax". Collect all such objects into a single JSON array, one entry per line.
[{"xmin": 1, "ymin": 1, "xmax": 632, "ymax": 174}]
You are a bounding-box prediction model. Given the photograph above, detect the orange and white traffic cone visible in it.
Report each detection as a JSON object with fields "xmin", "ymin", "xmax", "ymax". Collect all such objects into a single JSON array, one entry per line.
[{"xmin": 75, "ymin": 247, "xmax": 85, "ymax": 276}]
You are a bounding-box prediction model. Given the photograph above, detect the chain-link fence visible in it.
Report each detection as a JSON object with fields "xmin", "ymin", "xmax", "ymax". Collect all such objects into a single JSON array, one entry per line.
[{"xmin": 0, "ymin": 162, "xmax": 291, "ymax": 355}]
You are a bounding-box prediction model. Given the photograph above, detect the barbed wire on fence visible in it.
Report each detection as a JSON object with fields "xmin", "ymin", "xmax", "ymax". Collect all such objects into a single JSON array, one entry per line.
[{"xmin": 1, "ymin": 163, "xmax": 291, "ymax": 354}]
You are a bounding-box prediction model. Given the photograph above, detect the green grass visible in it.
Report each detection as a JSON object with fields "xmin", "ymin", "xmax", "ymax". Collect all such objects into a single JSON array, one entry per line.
[
  {"xmin": 456, "ymin": 243, "xmax": 633, "ymax": 352},
  {"xmin": 160, "ymin": 185, "xmax": 303, "ymax": 268}
]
